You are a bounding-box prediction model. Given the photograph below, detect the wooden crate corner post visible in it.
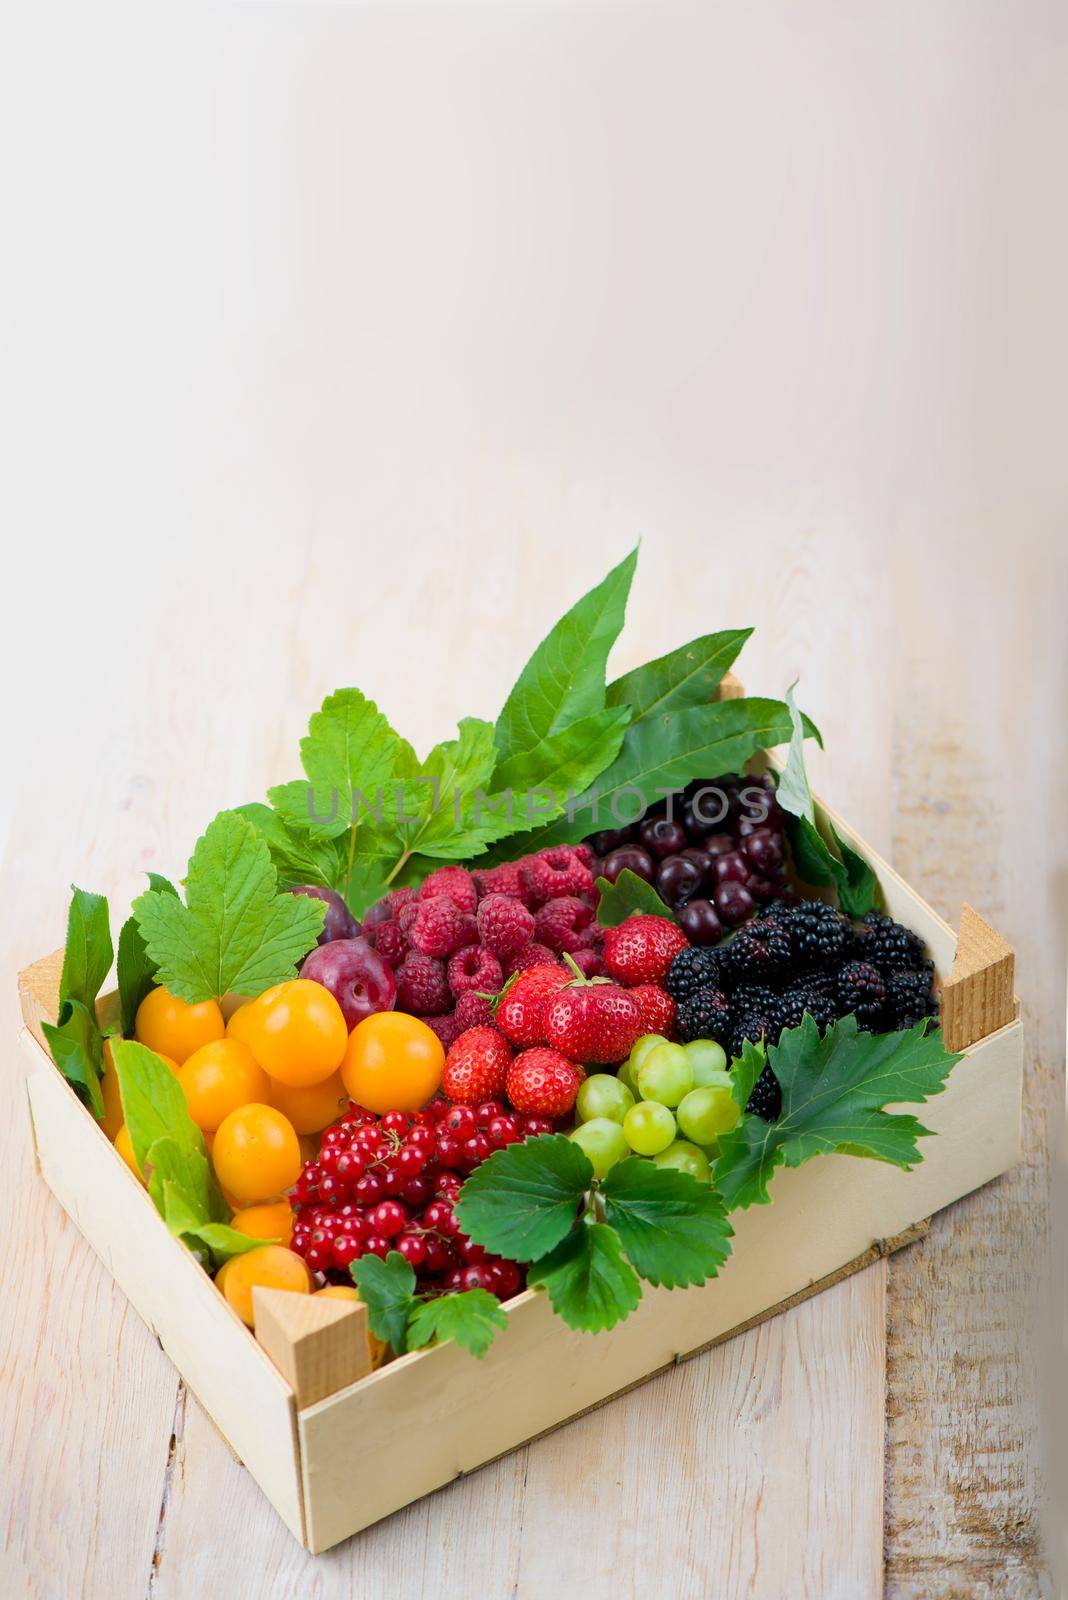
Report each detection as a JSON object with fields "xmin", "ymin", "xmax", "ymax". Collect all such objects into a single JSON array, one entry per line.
[
  {"xmin": 253, "ymin": 1288, "xmax": 373, "ymax": 1410},
  {"xmin": 941, "ymin": 903, "xmax": 1016, "ymax": 1052}
]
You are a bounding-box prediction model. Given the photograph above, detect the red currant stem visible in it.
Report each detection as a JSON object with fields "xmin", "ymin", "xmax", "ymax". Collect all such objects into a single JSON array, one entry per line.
[{"xmin": 384, "ymin": 848, "xmax": 413, "ymax": 888}]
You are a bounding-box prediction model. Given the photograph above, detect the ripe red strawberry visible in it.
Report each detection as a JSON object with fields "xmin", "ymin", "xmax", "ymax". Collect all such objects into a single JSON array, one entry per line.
[
  {"xmin": 627, "ymin": 984, "xmax": 677, "ymax": 1038},
  {"xmin": 495, "ymin": 963, "xmax": 570, "ymax": 1047},
  {"xmin": 442, "ymin": 1027, "xmax": 513, "ymax": 1106},
  {"xmin": 603, "ymin": 914, "xmax": 689, "ymax": 986},
  {"xmin": 505, "ymin": 1048, "xmax": 585, "ymax": 1117},
  {"xmin": 543, "ymin": 974, "xmax": 643, "ymax": 1064}
]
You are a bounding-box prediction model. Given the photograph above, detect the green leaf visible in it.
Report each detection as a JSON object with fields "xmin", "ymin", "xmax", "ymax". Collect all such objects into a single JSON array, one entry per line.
[
  {"xmin": 606, "ymin": 628, "xmax": 753, "ymax": 721},
  {"xmin": 728, "ymin": 1036, "xmax": 767, "ymax": 1114},
  {"xmin": 268, "ymin": 688, "xmax": 418, "ymax": 842},
  {"xmin": 406, "ymin": 1289, "xmax": 508, "ymax": 1358},
  {"xmin": 235, "ymin": 802, "xmax": 348, "ymax": 895},
  {"xmin": 494, "ymin": 548, "xmax": 638, "ymax": 763},
  {"xmin": 594, "ymin": 870, "xmax": 677, "ymax": 928},
  {"xmin": 387, "ymin": 719, "xmax": 517, "ymax": 862},
  {"xmin": 775, "ymin": 685, "xmax": 876, "ymax": 916},
  {"xmin": 42, "ymin": 999, "xmax": 105, "ymax": 1119},
  {"xmin": 113, "ymin": 1039, "xmax": 204, "ymax": 1172},
  {"xmin": 712, "ymin": 1015, "xmax": 963, "ymax": 1211},
  {"xmin": 194, "ymin": 1222, "xmax": 274, "ymax": 1262},
  {"xmin": 350, "ymin": 1252, "xmax": 417, "ymax": 1355},
  {"xmin": 58, "ymin": 886, "xmax": 113, "ymax": 1013},
  {"xmin": 146, "ymin": 1135, "xmax": 214, "ymax": 1227},
  {"xmin": 526, "ymin": 1221, "xmax": 642, "ymax": 1332},
  {"xmin": 132, "ymin": 811, "xmax": 326, "ymax": 1004},
  {"xmin": 492, "ymin": 705, "xmax": 631, "ymax": 822},
  {"xmin": 456, "ymin": 1134, "xmax": 593, "ymax": 1263},
  {"xmin": 600, "ymin": 1158, "xmax": 734, "ymax": 1288},
  {"xmin": 117, "ymin": 877, "xmax": 179, "ymax": 1037}
]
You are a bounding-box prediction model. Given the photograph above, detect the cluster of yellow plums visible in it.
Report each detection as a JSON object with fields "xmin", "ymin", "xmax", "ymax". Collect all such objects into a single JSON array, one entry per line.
[{"xmin": 103, "ymin": 977, "xmax": 446, "ymax": 1328}]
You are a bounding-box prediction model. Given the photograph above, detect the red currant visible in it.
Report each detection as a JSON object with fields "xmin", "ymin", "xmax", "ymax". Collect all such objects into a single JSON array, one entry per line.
[
  {"xmin": 458, "ymin": 1235, "xmax": 488, "ymax": 1265},
  {"xmin": 488, "ymin": 1114, "xmax": 522, "ymax": 1147},
  {"xmin": 396, "ymin": 1233, "xmax": 426, "ymax": 1267},
  {"xmin": 421, "ymin": 1235, "xmax": 450, "ymax": 1273},
  {"xmin": 475, "ymin": 1100, "xmax": 505, "ymax": 1126},
  {"xmin": 318, "ymin": 1174, "xmax": 346, "ymax": 1207},
  {"xmin": 331, "ymin": 1234, "xmax": 365, "ymax": 1270},
  {"xmin": 487, "ymin": 1258, "xmax": 522, "ymax": 1298},
  {"xmin": 402, "ymin": 1175, "xmax": 434, "ymax": 1207},
  {"xmin": 462, "ymin": 1133, "xmax": 492, "ymax": 1167},
  {"xmin": 445, "ymin": 1105, "xmax": 477, "ymax": 1137},
  {"xmin": 361, "ymin": 1233, "xmax": 390, "ymax": 1259},
  {"xmin": 434, "ymin": 1132, "xmax": 464, "ymax": 1168},
  {"xmin": 352, "ymin": 1172, "xmax": 384, "ymax": 1205},
  {"xmin": 369, "ymin": 1200, "xmax": 408, "ymax": 1238}
]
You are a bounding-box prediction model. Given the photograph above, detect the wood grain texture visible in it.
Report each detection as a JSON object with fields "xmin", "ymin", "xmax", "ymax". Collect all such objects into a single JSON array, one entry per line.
[
  {"xmin": 253, "ymin": 1288, "xmax": 371, "ymax": 1409},
  {"xmin": 941, "ymin": 905, "xmax": 1016, "ymax": 1054}
]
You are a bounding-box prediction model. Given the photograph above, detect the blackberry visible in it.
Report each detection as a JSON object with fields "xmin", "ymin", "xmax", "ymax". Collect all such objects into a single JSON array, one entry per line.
[
  {"xmin": 779, "ymin": 977, "xmax": 840, "ymax": 1032},
  {"xmin": 722, "ymin": 916, "xmax": 794, "ymax": 983},
  {"xmin": 836, "ymin": 960, "xmax": 887, "ymax": 1024},
  {"xmin": 780, "ymin": 901, "xmax": 851, "ymax": 968},
  {"xmin": 729, "ymin": 1004, "xmax": 782, "ymax": 1060},
  {"xmin": 886, "ymin": 964, "xmax": 939, "ymax": 1029},
  {"xmin": 666, "ymin": 946, "xmax": 724, "ymax": 1002},
  {"xmin": 746, "ymin": 1062, "xmax": 782, "ymax": 1121},
  {"xmin": 731, "ymin": 982, "xmax": 783, "ymax": 1025},
  {"xmin": 676, "ymin": 985, "xmax": 733, "ymax": 1045},
  {"xmin": 853, "ymin": 911, "xmax": 927, "ymax": 976}
]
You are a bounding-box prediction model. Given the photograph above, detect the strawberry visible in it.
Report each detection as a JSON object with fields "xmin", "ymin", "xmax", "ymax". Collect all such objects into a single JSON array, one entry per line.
[
  {"xmin": 543, "ymin": 968, "xmax": 643, "ymax": 1064},
  {"xmin": 627, "ymin": 984, "xmax": 677, "ymax": 1038},
  {"xmin": 505, "ymin": 1048, "xmax": 585, "ymax": 1117},
  {"xmin": 495, "ymin": 963, "xmax": 570, "ymax": 1047},
  {"xmin": 442, "ymin": 1027, "xmax": 513, "ymax": 1106},
  {"xmin": 603, "ymin": 914, "xmax": 689, "ymax": 987}
]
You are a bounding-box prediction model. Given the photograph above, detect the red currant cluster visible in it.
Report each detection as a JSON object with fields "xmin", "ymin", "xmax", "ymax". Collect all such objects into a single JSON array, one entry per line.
[{"xmin": 290, "ymin": 1101, "xmax": 548, "ymax": 1299}]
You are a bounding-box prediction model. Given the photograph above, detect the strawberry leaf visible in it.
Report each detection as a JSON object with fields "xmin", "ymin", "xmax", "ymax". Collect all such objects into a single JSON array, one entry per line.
[
  {"xmin": 526, "ymin": 1221, "xmax": 642, "ymax": 1332},
  {"xmin": 712, "ymin": 1015, "xmax": 963, "ymax": 1211},
  {"xmin": 117, "ymin": 875, "xmax": 179, "ymax": 1036},
  {"xmin": 350, "ymin": 1251, "xmax": 417, "ymax": 1355},
  {"xmin": 594, "ymin": 869, "xmax": 677, "ymax": 928},
  {"xmin": 132, "ymin": 811, "xmax": 326, "ymax": 1004},
  {"xmin": 599, "ymin": 1158, "xmax": 734, "ymax": 1288},
  {"xmin": 455, "ymin": 1134, "xmax": 593, "ymax": 1263},
  {"xmin": 493, "ymin": 548, "xmax": 637, "ymax": 764},
  {"xmin": 406, "ymin": 1289, "xmax": 508, "ymax": 1358},
  {"xmin": 606, "ymin": 628, "xmax": 753, "ymax": 721}
]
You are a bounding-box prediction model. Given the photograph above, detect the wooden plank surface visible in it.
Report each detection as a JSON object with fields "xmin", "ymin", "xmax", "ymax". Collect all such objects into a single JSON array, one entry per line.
[{"xmin": 2, "ymin": 3, "xmax": 1063, "ymax": 1595}]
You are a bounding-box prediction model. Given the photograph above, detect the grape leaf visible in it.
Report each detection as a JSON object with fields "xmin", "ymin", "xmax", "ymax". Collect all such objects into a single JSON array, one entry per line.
[
  {"xmin": 599, "ymin": 1159, "xmax": 734, "ymax": 1288},
  {"xmin": 268, "ymin": 688, "xmax": 418, "ymax": 842},
  {"xmin": 456, "ymin": 1134, "xmax": 593, "ymax": 1263},
  {"xmin": 132, "ymin": 811, "xmax": 326, "ymax": 1004},
  {"xmin": 42, "ymin": 999, "xmax": 105, "ymax": 1119},
  {"xmin": 712, "ymin": 1015, "xmax": 963, "ymax": 1211},
  {"xmin": 58, "ymin": 886, "xmax": 113, "ymax": 1015},
  {"xmin": 406, "ymin": 1289, "xmax": 508, "ymax": 1358},
  {"xmin": 594, "ymin": 869, "xmax": 677, "ymax": 928},
  {"xmin": 493, "ymin": 548, "xmax": 638, "ymax": 763},
  {"xmin": 117, "ymin": 876, "xmax": 179, "ymax": 1036},
  {"xmin": 776, "ymin": 684, "xmax": 877, "ymax": 916},
  {"xmin": 350, "ymin": 1251, "xmax": 417, "ymax": 1355},
  {"xmin": 526, "ymin": 1221, "xmax": 642, "ymax": 1332},
  {"xmin": 606, "ymin": 628, "xmax": 753, "ymax": 721}
]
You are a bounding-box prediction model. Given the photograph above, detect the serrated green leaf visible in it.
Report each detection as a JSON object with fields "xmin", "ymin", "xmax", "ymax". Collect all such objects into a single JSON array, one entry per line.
[
  {"xmin": 600, "ymin": 1158, "xmax": 734, "ymax": 1288},
  {"xmin": 117, "ymin": 877, "xmax": 179, "ymax": 1037},
  {"xmin": 526, "ymin": 1221, "xmax": 642, "ymax": 1332},
  {"xmin": 494, "ymin": 548, "xmax": 638, "ymax": 763},
  {"xmin": 235, "ymin": 802, "xmax": 348, "ymax": 895},
  {"xmin": 42, "ymin": 999, "xmax": 105, "ymax": 1118},
  {"xmin": 270, "ymin": 688, "xmax": 418, "ymax": 843},
  {"xmin": 350, "ymin": 1252, "xmax": 417, "ymax": 1355},
  {"xmin": 712, "ymin": 1015, "xmax": 962, "ymax": 1211},
  {"xmin": 456, "ymin": 1134, "xmax": 592, "ymax": 1263},
  {"xmin": 606, "ymin": 628, "xmax": 753, "ymax": 721},
  {"xmin": 58, "ymin": 886, "xmax": 113, "ymax": 1013},
  {"xmin": 594, "ymin": 870, "xmax": 677, "ymax": 928},
  {"xmin": 406, "ymin": 1289, "xmax": 508, "ymax": 1358},
  {"xmin": 132, "ymin": 811, "xmax": 326, "ymax": 1004},
  {"xmin": 387, "ymin": 718, "xmax": 517, "ymax": 862}
]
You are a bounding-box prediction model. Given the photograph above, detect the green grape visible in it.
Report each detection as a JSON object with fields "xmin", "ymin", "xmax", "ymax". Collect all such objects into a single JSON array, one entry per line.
[
  {"xmin": 622, "ymin": 1100, "xmax": 677, "ymax": 1156},
  {"xmin": 576, "ymin": 1073, "xmax": 635, "ymax": 1126},
  {"xmin": 636, "ymin": 1043, "xmax": 694, "ymax": 1108},
  {"xmin": 616, "ymin": 1057, "xmax": 640, "ymax": 1097},
  {"xmin": 676, "ymin": 1078, "xmax": 740, "ymax": 1145},
  {"xmin": 682, "ymin": 1037, "xmax": 729, "ymax": 1085},
  {"xmin": 628, "ymin": 1033, "xmax": 667, "ymax": 1077},
  {"xmin": 569, "ymin": 1117, "xmax": 630, "ymax": 1179},
  {"xmin": 652, "ymin": 1140, "xmax": 712, "ymax": 1184}
]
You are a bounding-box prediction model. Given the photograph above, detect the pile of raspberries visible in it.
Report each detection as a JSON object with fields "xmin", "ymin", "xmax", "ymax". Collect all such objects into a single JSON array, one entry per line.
[{"xmin": 363, "ymin": 846, "xmax": 611, "ymax": 1050}]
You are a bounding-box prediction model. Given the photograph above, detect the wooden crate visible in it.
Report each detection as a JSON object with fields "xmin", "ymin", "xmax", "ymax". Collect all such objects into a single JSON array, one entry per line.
[{"xmin": 16, "ymin": 796, "xmax": 1022, "ymax": 1553}]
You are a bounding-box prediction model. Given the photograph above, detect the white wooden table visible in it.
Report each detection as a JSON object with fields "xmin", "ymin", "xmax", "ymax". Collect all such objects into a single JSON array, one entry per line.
[{"xmin": 2, "ymin": 5, "xmax": 1063, "ymax": 1594}]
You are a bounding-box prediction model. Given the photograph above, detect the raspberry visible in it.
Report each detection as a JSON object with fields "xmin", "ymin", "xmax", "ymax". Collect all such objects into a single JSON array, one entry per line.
[
  {"xmin": 569, "ymin": 947, "xmax": 605, "ymax": 979},
  {"xmin": 408, "ymin": 896, "xmax": 478, "ymax": 959},
  {"xmin": 571, "ymin": 842, "xmax": 596, "ymax": 869},
  {"xmin": 447, "ymin": 944, "xmax": 504, "ymax": 998},
  {"xmin": 385, "ymin": 887, "xmax": 417, "ymax": 918},
  {"xmin": 397, "ymin": 899, "xmax": 421, "ymax": 938},
  {"xmin": 442, "ymin": 1027, "xmax": 513, "ymax": 1106},
  {"xmin": 603, "ymin": 914, "xmax": 689, "ymax": 986},
  {"xmin": 520, "ymin": 846, "xmax": 595, "ymax": 906},
  {"xmin": 479, "ymin": 860, "xmax": 538, "ymax": 908},
  {"xmin": 505, "ymin": 1048, "xmax": 585, "ymax": 1117},
  {"xmin": 370, "ymin": 919, "xmax": 408, "ymax": 969},
  {"xmin": 628, "ymin": 984, "xmax": 677, "ymax": 1038},
  {"xmin": 395, "ymin": 951, "xmax": 450, "ymax": 1015},
  {"xmin": 419, "ymin": 866, "xmax": 478, "ymax": 915},
  {"xmin": 504, "ymin": 941, "xmax": 557, "ymax": 976},
  {"xmin": 534, "ymin": 896, "xmax": 596, "ymax": 954},
  {"xmin": 476, "ymin": 893, "xmax": 536, "ymax": 960},
  {"xmin": 424, "ymin": 1014, "xmax": 466, "ymax": 1050},
  {"xmin": 454, "ymin": 991, "xmax": 494, "ymax": 1029}
]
